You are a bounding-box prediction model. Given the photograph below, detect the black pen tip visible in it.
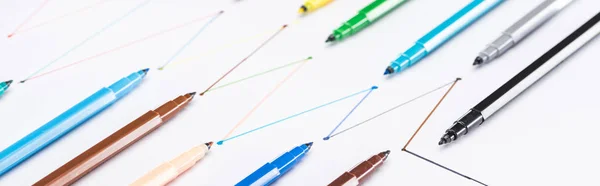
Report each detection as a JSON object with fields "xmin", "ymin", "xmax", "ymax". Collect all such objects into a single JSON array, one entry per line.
[
  {"xmin": 4, "ymin": 80, "xmax": 13, "ymax": 87},
  {"xmin": 384, "ymin": 66, "xmax": 394, "ymax": 75},
  {"xmin": 304, "ymin": 142, "xmax": 314, "ymax": 149},
  {"xmin": 205, "ymin": 142, "xmax": 214, "ymax": 149},
  {"xmin": 299, "ymin": 5, "xmax": 308, "ymax": 13},
  {"xmin": 325, "ymin": 34, "xmax": 336, "ymax": 43},
  {"xmin": 473, "ymin": 57, "xmax": 483, "ymax": 65},
  {"xmin": 188, "ymin": 92, "xmax": 197, "ymax": 98},
  {"xmin": 438, "ymin": 139, "xmax": 446, "ymax": 145}
]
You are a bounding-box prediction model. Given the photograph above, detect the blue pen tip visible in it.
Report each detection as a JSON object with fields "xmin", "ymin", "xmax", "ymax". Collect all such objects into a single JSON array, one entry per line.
[
  {"xmin": 216, "ymin": 141, "xmax": 224, "ymax": 145},
  {"xmin": 384, "ymin": 66, "xmax": 394, "ymax": 75},
  {"xmin": 141, "ymin": 68, "xmax": 150, "ymax": 74},
  {"xmin": 323, "ymin": 136, "xmax": 330, "ymax": 140},
  {"xmin": 371, "ymin": 86, "xmax": 378, "ymax": 90},
  {"xmin": 304, "ymin": 142, "xmax": 313, "ymax": 149}
]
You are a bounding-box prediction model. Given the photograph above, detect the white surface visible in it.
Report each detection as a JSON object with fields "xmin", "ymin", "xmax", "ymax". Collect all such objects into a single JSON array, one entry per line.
[{"xmin": 0, "ymin": 0, "xmax": 598, "ymax": 185}]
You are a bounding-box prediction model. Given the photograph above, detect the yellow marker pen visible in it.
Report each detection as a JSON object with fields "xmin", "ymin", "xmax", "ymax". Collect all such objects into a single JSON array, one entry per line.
[{"xmin": 299, "ymin": 0, "xmax": 334, "ymax": 13}]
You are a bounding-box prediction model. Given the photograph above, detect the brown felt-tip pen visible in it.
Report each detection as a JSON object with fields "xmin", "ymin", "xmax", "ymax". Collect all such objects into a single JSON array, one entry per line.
[
  {"xmin": 328, "ymin": 150, "xmax": 390, "ymax": 186},
  {"xmin": 34, "ymin": 92, "xmax": 196, "ymax": 186}
]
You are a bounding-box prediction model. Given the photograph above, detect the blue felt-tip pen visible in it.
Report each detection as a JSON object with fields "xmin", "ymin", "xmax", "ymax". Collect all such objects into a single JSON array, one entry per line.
[
  {"xmin": 384, "ymin": 0, "xmax": 504, "ymax": 75},
  {"xmin": 0, "ymin": 69, "xmax": 148, "ymax": 176},
  {"xmin": 236, "ymin": 142, "xmax": 313, "ymax": 186}
]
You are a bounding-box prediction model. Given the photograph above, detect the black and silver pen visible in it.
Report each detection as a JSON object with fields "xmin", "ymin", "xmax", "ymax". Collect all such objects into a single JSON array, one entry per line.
[{"xmin": 440, "ymin": 11, "xmax": 600, "ymax": 145}]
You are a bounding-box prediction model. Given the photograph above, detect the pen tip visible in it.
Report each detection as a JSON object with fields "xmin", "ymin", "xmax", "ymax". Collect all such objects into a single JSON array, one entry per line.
[
  {"xmin": 205, "ymin": 142, "xmax": 214, "ymax": 149},
  {"xmin": 141, "ymin": 68, "xmax": 150, "ymax": 74},
  {"xmin": 4, "ymin": 80, "xmax": 13, "ymax": 87},
  {"xmin": 188, "ymin": 92, "xmax": 197, "ymax": 98},
  {"xmin": 384, "ymin": 66, "xmax": 394, "ymax": 75},
  {"xmin": 473, "ymin": 57, "xmax": 484, "ymax": 65},
  {"xmin": 304, "ymin": 142, "xmax": 314, "ymax": 149},
  {"xmin": 325, "ymin": 34, "xmax": 335, "ymax": 43},
  {"xmin": 298, "ymin": 5, "xmax": 307, "ymax": 13},
  {"xmin": 381, "ymin": 150, "xmax": 391, "ymax": 160},
  {"xmin": 383, "ymin": 150, "xmax": 391, "ymax": 155}
]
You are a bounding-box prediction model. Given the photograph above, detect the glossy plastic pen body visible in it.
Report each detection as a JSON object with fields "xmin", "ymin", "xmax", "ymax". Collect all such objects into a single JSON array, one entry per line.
[
  {"xmin": 385, "ymin": 0, "xmax": 504, "ymax": 75},
  {"xmin": 328, "ymin": 150, "xmax": 390, "ymax": 186},
  {"xmin": 130, "ymin": 142, "xmax": 212, "ymax": 186},
  {"xmin": 0, "ymin": 69, "xmax": 148, "ymax": 176},
  {"xmin": 0, "ymin": 80, "xmax": 13, "ymax": 96},
  {"xmin": 236, "ymin": 142, "xmax": 313, "ymax": 186},
  {"xmin": 299, "ymin": 0, "xmax": 333, "ymax": 13},
  {"xmin": 440, "ymin": 11, "xmax": 600, "ymax": 145},
  {"xmin": 326, "ymin": 0, "xmax": 408, "ymax": 42},
  {"xmin": 474, "ymin": 0, "xmax": 573, "ymax": 65},
  {"xmin": 34, "ymin": 92, "xmax": 195, "ymax": 186}
]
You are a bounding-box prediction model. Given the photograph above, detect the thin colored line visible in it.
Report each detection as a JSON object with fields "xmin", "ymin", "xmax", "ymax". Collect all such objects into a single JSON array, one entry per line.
[
  {"xmin": 162, "ymin": 26, "xmax": 277, "ymax": 70},
  {"xmin": 24, "ymin": 11, "xmax": 221, "ymax": 82},
  {"xmin": 164, "ymin": 18, "xmax": 303, "ymax": 70},
  {"xmin": 11, "ymin": 0, "xmax": 109, "ymax": 37},
  {"xmin": 7, "ymin": 0, "xmax": 51, "ymax": 38},
  {"xmin": 199, "ymin": 24, "xmax": 288, "ymax": 95},
  {"xmin": 403, "ymin": 78, "xmax": 460, "ymax": 150},
  {"xmin": 323, "ymin": 86, "xmax": 378, "ymax": 140},
  {"xmin": 327, "ymin": 79, "xmax": 457, "ymax": 139},
  {"xmin": 403, "ymin": 149, "xmax": 487, "ymax": 186},
  {"xmin": 217, "ymin": 87, "xmax": 373, "ymax": 145},
  {"xmin": 157, "ymin": 11, "xmax": 224, "ymax": 69},
  {"xmin": 204, "ymin": 57, "xmax": 312, "ymax": 93},
  {"xmin": 220, "ymin": 56, "xmax": 308, "ymax": 140},
  {"xmin": 20, "ymin": 0, "xmax": 152, "ymax": 83}
]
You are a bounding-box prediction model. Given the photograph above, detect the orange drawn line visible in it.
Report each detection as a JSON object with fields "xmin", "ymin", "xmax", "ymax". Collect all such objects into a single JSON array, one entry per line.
[
  {"xmin": 25, "ymin": 11, "xmax": 221, "ymax": 82},
  {"xmin": 8, "ymin": 0, "xmax": 52, "ymax": 38},
  {"xmin": 220, "ymin": 58, "xmax": 310, "ymax": 140}
]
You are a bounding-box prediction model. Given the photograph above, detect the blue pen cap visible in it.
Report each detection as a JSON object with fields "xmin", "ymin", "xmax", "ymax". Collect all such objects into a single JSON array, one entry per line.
[
  {"xmin": 108, "ymin": 69, "xmax": 148, "ymax": 98},
  {"xmin": 272, "ymin": 143, "xmax": 311, "ymax": 175}
]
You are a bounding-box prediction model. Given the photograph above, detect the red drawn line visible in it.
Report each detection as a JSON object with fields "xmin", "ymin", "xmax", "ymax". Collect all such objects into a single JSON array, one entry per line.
[
  {"xmin": 25, "ymin": 11, "xmax": 221, "ymax": 82},
  {"xmin": 200, "ymin": 24, "xmax": 288, "ymax": 96},
  {"xmin": 12, "ymin": 0, "xmax": 109, "ymax": 37},
  {"xmin": 8, "ymin": 0, "xmax": 52, "ymax": 38}
]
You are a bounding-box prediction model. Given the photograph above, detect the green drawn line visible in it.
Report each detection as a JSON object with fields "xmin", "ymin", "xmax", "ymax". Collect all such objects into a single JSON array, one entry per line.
[{"xmin": 204, "ymin": 56, "xmax": 312, "ymax": 93}]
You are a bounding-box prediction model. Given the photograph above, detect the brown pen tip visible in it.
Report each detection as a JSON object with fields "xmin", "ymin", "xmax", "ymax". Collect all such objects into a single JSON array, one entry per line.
[
  {"xmin": 205, "ymin": 142, "xmax": 214, "ymax": 149},
  {"xmin": 187, "ymin": 92, "xmax": 197, "ymax": 98},
  {"xmin": 381, "ymin": 150, "xmax": 391, "ymax": 160}
]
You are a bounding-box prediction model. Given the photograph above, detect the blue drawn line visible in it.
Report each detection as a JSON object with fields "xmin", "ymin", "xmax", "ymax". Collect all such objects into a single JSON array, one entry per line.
[
  {"xmin": 217, "ymin": 87, "xmax": 374, "ymax": 145},
  {"xmin": 157, "ymin": 11, "xmax": 223, "ymax": 69},
  {"xmin": 22, "ymin": 0, "xmax": 152, "ymax": 82},
  {"xmin": 323, "ymin": 86, "xmax": 378, "ymax": 140}
]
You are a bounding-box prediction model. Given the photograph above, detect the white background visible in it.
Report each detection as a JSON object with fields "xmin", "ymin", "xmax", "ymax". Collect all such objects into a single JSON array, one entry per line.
[{"xmin": 0, "ymin": 0, "xmax": 599, "ymax": 185}]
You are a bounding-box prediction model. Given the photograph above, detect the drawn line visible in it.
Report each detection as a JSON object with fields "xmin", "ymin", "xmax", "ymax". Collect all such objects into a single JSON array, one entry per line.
[
  {"xmin": 20, "ymin": 0, "xmax": 152, "ymax": 83},
  {"xmin": 323, "ymin": 86, "xmax": 378, "ymax": 140},
  {"xmin": 11, "ymin": 0, "xmax": 109, "ymax": 37},
  {"xmin": 204, "ymin": 57, "xmax": 312, "ymax": 93},
  {"xmin": 217, "ymin": 87, "xmax": 374, "ymax": 145},
  {"xmin": 157, "ymin": 11, "xmax": 224, "ymax": 69},
  {"xmin": 164, "ymin": 18, "xmax": 303, "ymax": 70},
  {"xmin": 402, "ymin": 77, "xmax": 460, "ymax": 150},
  {"xmin": 23, "ymin": 11, "xmax": 221, "ymax": 82},
  {"xmin": 327, "ymin": 79, "xmax": 457, "ymax": 139},
  {"xmin": 199, "ymin": 24, "xmax": 288, "ymax": 95},
  {"xmin": 8, "ymin": 0, "xmax": 51, "ymax": 38},
  {"xmin": 403, "ymin": 149, "xmax": 487, "ymax": 186},
  {"xmin": 220, "ymin": 55, "xmax": 309, "ymax": 140}
]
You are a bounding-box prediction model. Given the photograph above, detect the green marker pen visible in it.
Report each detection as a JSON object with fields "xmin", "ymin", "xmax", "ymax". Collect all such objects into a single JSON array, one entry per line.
[
  {"xmin": 0, "ymin": 80, "xmax": 13, "ymax": 96},
  {"xmin": 326, "ymin": 0, "xmax": 409, "ymax": 42}
]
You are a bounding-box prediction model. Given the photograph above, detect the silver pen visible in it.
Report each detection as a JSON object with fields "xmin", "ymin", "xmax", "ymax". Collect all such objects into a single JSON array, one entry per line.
[{"xmin": 473, "ymin": 0, "xmax": 573, "ymax": 65}]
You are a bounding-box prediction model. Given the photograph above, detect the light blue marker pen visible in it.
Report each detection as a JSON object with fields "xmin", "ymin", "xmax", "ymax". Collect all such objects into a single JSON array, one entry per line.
[
  {"xmin": 0, "ymin": 69, "xmax": 148, "ymax": 176},
  {"xmin": 384, "ymin": 0, "xmax": 504, "ymax": 75},
  {"xmin": 236, "ymin": 142, "xmax": 313, "ymax": 186},
  {"xmin": 0, "ymin": 80, "xmax": 13, "ymax": 97}
]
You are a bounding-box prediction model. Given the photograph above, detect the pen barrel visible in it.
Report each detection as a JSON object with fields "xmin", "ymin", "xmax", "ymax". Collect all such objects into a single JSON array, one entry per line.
[
  {"xmin": 328, "ymin": 172, "xmax": 359, "ymax": 186},
  {"xmin": 504, "ymin": 0, "xmax": 572, "ymax": 42},
  {"xmin": 0, "ymin": 88, "xmax": 116, "ymax": 176},
  {"xmin": 130, "ymin": 145, "xmax": 207, "ymax": 186},
  {"xmin": 334, "ymin": 0, "xmax": 406, "ymax": 40}
]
